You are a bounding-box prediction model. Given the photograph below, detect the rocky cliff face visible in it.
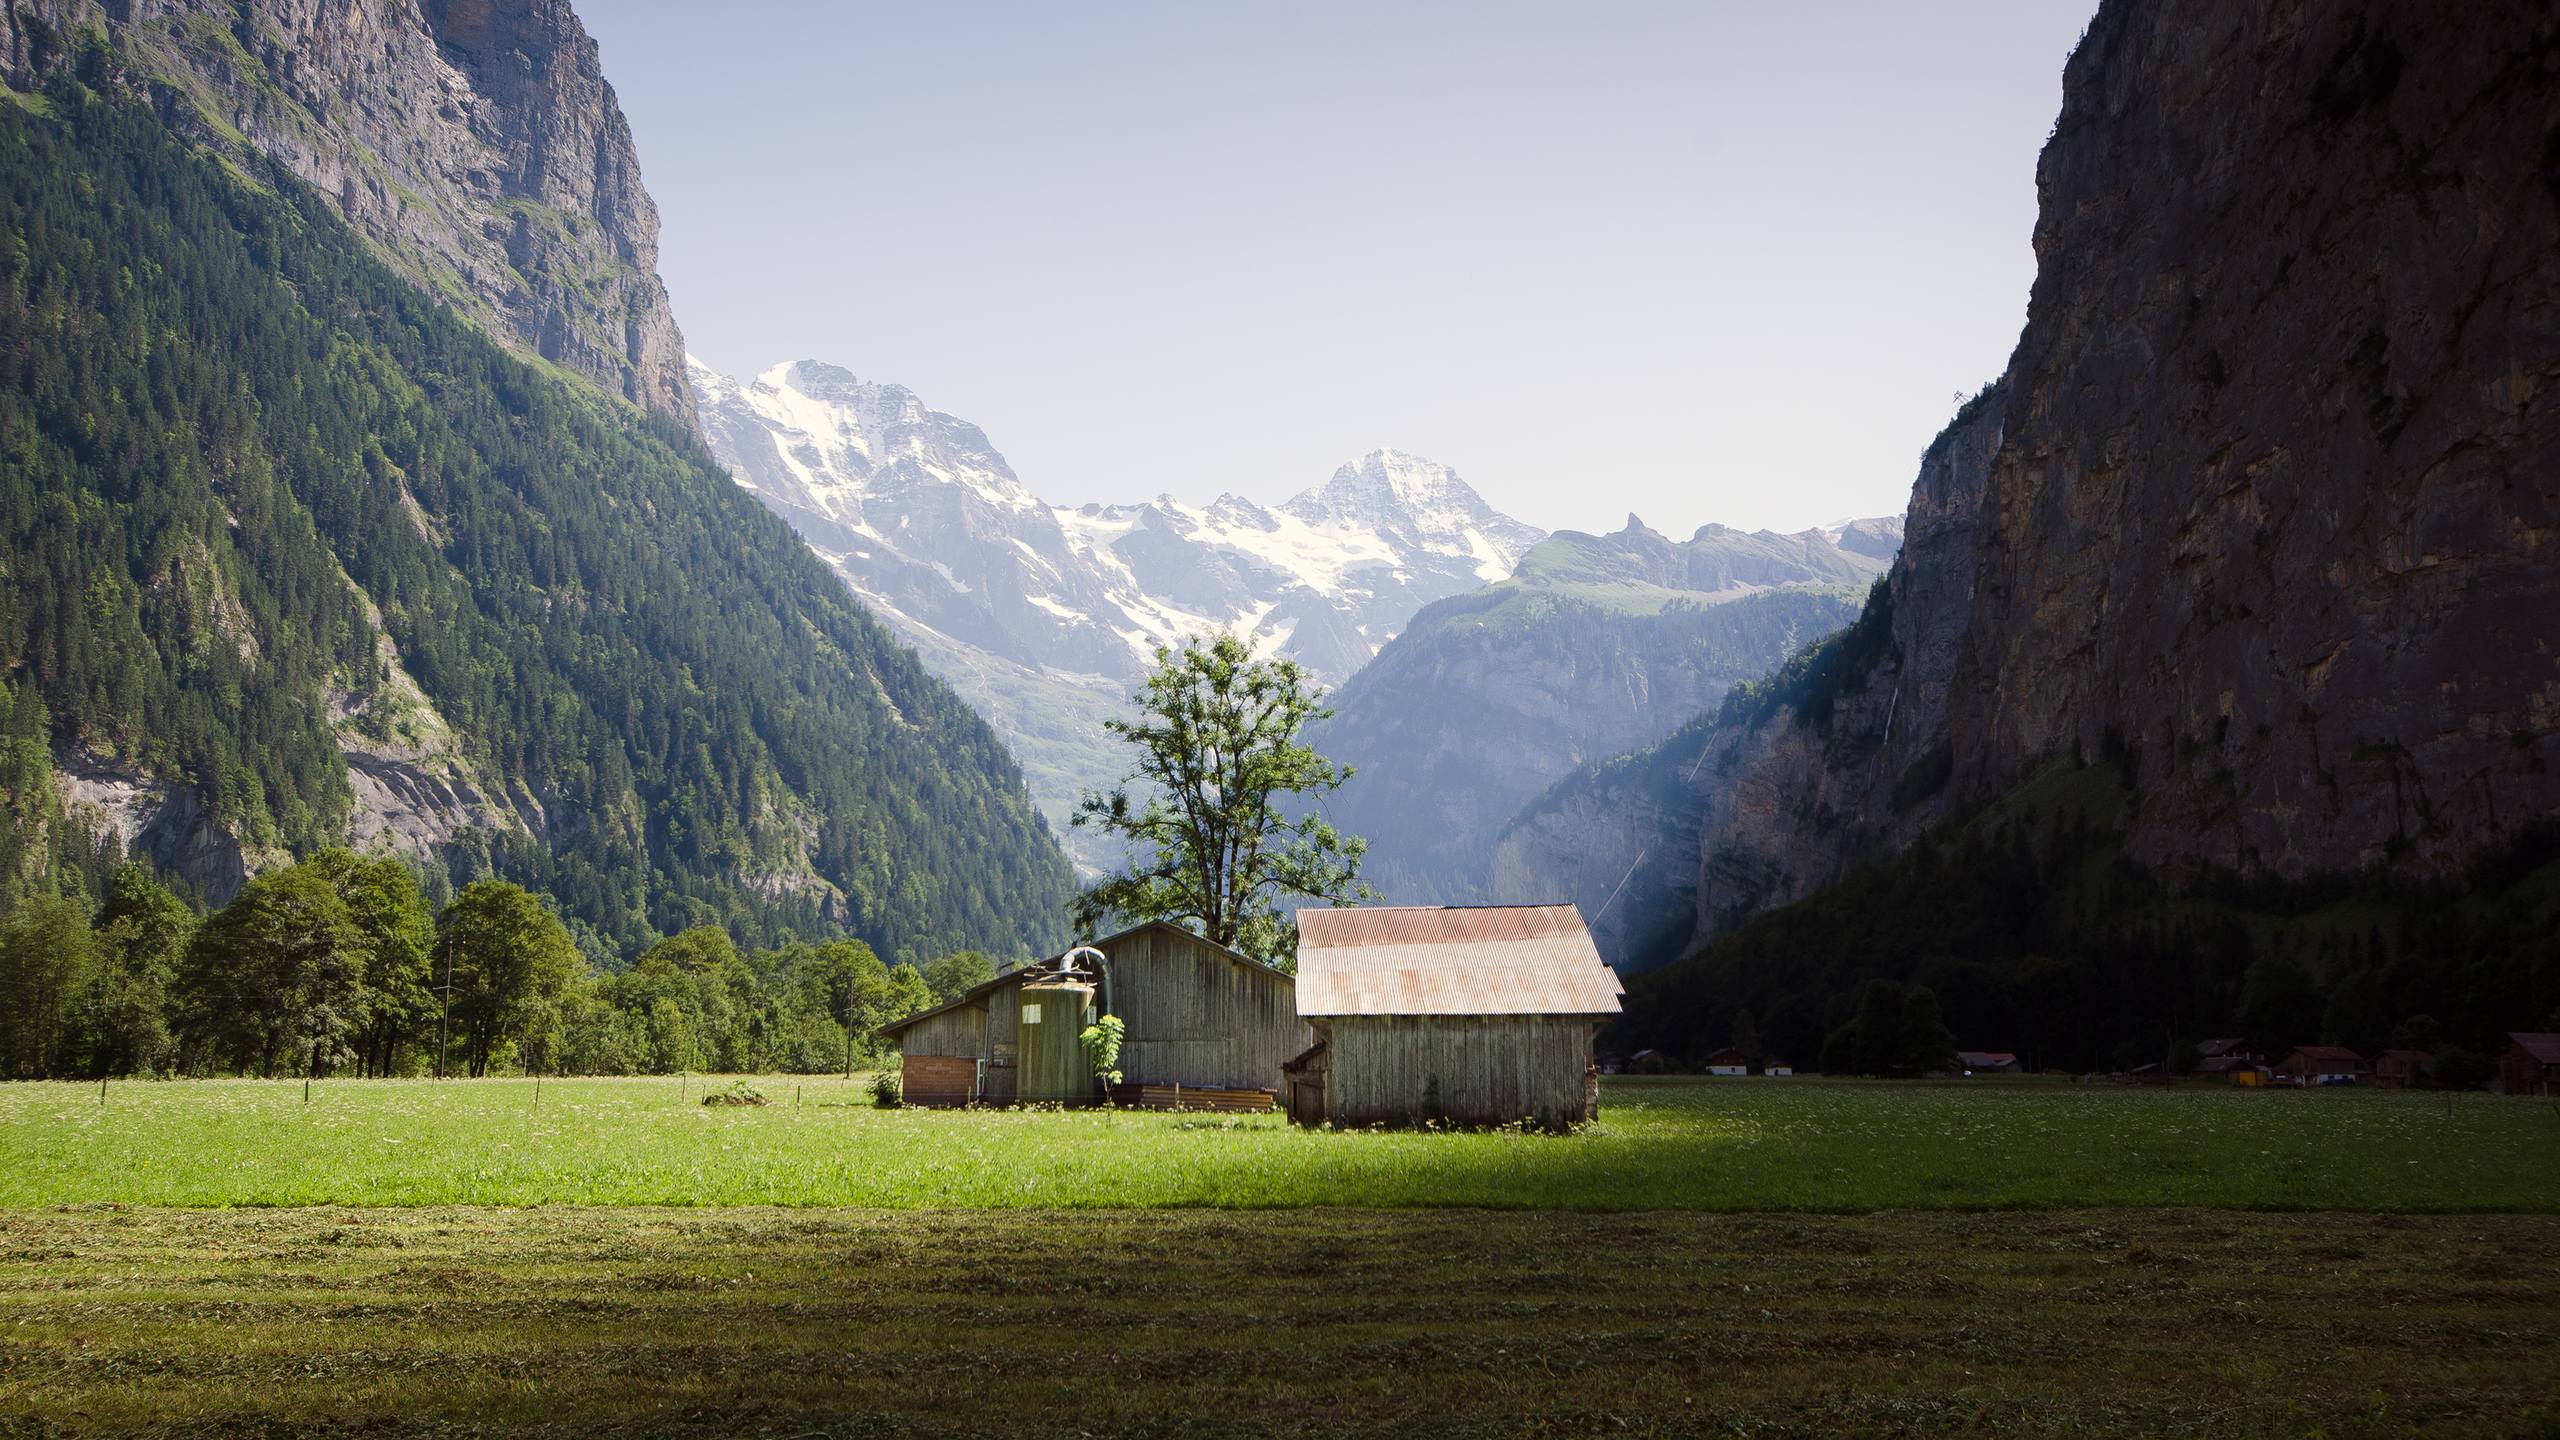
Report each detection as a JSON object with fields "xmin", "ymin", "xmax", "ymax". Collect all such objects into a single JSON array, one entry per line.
[
  {"xmin": 1, "ymin": 0, "xmax": 692, "ymax": 420},
  {"xmin": 1946, "ymin": 0, "xmax": 2558, "ymax": 882},
  {"xmin": 1679, "ymin": 0, "xmax": 2560, "ymax": 946}
]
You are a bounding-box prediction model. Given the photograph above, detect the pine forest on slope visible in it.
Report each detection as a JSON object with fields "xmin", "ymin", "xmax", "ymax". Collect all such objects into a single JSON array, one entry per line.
[{"xmin": 0, "ymin": 85, "xmax": 1072, "ymax": 964}]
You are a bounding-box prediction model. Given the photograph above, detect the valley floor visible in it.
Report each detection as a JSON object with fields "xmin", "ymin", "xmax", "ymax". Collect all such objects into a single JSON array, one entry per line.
[{"xmin": 1, "ymin": 1205, "xmax": 2554, "ymax": 1438}]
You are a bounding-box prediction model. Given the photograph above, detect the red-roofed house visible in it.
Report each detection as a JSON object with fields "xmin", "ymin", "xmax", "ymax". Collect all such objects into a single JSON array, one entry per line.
[
  {"xmin": 1701, "ymin": 1048, "xmax": 1751, "ymax": 1077},
  {"xmin": 2505, "ymin": 1033, "xmax": 2560, "ymax": 1096}
]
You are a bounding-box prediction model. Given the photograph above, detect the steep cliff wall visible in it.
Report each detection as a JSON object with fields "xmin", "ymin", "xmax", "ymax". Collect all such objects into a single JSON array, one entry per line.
[
  {"xmin": 1, "ymin": 0, "xmax": 692, "ymax": 420},
  {"xmin": 1683, "ymin": 0, "xmax": 2559, "ymax": 944},
  {"xmin": 1946, "ymin": 0, "xmax": 2559, "ymax": 881}
]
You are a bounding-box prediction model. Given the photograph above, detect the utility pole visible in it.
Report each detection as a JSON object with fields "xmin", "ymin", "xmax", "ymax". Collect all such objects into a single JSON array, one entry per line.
[{"xmin": 438, "ymin": 931, "xmax": 454, "ymax": 1081}]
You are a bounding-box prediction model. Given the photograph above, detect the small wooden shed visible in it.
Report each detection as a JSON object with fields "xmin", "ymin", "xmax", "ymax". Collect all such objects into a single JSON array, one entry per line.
[
  {"xmin": 1283, "ymin": 904, "xmax": 1623, "ymax": 1130},
  {"xmin": 878, "ymin": 921, "xmax": 1308, "ymax": 1107}
]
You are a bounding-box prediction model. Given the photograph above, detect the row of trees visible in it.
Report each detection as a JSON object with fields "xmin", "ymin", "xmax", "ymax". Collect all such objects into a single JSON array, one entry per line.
[{"xmin": 0, "ymin": 851, "xmax": 996, "ymax": 1081}]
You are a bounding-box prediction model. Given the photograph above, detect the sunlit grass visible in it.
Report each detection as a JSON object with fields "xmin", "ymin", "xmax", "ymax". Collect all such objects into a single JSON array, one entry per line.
[{"xmin": 2, "ymin": 1075, "xmax": 2551, "ymax": 1211}]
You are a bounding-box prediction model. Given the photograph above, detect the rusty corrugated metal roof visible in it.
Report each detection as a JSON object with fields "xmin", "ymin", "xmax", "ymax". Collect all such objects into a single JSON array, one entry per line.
[{"xmin": 1294, "ymin": 904, "xmax": 1624, "ymax": 1018}]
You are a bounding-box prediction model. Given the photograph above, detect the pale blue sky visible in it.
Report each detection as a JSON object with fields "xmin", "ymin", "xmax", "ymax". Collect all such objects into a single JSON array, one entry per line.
[{"xmin": 580, "ymin": 1, "xmax": 2097, "ymax": 535}]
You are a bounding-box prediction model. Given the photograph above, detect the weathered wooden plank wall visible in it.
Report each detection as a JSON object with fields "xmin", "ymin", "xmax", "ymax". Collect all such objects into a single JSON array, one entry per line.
[
  {"xmin": 891, "ymin": 924, "xmax": 1308, "ymax": 1099},
  {"xmin": 1111, "ymin": 927, "xmax": 1309, "ymax": 1092},
  {"xmin": 1325, "ymin": 1016, "xmax": 1596, "ymax": 1129},
  {"xmin": 901, "ymin": 1006, "xmax": 985, "ymax": 1059}
]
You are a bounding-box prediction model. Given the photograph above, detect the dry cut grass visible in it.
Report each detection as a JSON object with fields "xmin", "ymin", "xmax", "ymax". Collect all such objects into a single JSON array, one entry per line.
[{"xmin": 0, "ymin": 1205, "xmax": 2555, "ymax": 1438}]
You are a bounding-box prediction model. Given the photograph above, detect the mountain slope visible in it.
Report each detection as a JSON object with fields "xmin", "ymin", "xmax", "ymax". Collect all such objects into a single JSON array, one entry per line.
[
  {"xmin": 1311, "ymin": 518, "xmax": 1890, "ymax": 906},
  {"xmin": 0, "ymin": 74, "xmax": 1070, "ymax": 960},
  {"xmin": 1, "ymin": 0, "xmax": 692, "ymax": 419},
  {"xmin": 1618, "ymin": 0, "xmax": 2560, "ymax": 1063},
  {"xmin": 691, "ymin": 359, "xmax": 1546, "ymax": 853}
]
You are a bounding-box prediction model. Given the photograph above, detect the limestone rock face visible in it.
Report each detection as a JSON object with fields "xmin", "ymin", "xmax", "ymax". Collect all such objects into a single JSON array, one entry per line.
[
  {"xmin": 1681, "ymin": 0, "xmax": 2560, "ymax": 946},
  {"xmin": 2, "ymin": 0, "xmax": 692, "ymax": 421}
]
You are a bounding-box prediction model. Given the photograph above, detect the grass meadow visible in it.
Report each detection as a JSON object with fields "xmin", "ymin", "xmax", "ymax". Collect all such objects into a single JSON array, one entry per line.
[
  {"xmin": 7, "ymin": 1077, "xmax": 2559, "ymax": 1436},
  {"xmin": 1, "ymin": 1074, "xmax": 2554, "ymax": 1211}
]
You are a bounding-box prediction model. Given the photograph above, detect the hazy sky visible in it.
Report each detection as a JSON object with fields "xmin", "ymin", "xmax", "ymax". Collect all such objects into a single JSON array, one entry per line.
[{"xmin": 580, "ymin": 2, "xmax": 2097, "ymax": 536}]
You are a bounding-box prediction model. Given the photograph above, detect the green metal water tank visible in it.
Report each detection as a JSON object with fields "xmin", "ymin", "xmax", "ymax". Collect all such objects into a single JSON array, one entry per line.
[{"xmin": 1016, "ymin": 979, "xmax": 1096, "ymax": 1104}]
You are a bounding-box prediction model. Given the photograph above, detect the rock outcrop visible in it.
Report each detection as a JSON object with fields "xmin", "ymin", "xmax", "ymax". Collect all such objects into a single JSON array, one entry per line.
[
  {"xmin": 1, "ymin": 0, "xmax": 692, "ymax": 420},
  {"xmin": 1680, "ymin": 0, "xmax": 2560, "ymax": 946}
]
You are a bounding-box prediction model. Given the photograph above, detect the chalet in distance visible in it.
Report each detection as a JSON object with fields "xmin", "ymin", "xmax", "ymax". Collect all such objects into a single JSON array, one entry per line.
[
  {"xmin": 1283, "ymin": 904, "xmax": 1623, "ymax": 1130},
  {"xmin": 877, "ymin": 921, "xmax": 1307, "ymax": 1108},
  {"xmin": 2277, "ymin": 1046, "xmax": 2368, "ymax": 1085},
  {"xmin": 2505, "ymin": 1033, "xmax": 2560, "ymax": 1096}
]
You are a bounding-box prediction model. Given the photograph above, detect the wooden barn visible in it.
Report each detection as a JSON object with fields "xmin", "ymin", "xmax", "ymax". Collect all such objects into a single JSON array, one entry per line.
[
  {"xmin": 1282, "ymin": 904, "xmax": 1623, "ymax": 1130},
  {"xmin": 2505, "ymin": 1033, "xmax": 2560, "ymax": 1096},
  {"xmin": 878, "ymin": 921, "xmax": 1308, "ymax": 1108},
  {"xmin": 2374, "ymin": 1049, "xmax": 2437, "ymax": 1089}
]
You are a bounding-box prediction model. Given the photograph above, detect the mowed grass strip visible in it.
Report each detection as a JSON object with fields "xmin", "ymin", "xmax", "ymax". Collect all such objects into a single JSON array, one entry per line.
[
  {"xmin": 0, "ymin": 1206, "xmax": 2555, "ymax": 1438},
  {"xmin": 1, "ymin": 1076, "xmax": 2555, "ymax": 1211}
]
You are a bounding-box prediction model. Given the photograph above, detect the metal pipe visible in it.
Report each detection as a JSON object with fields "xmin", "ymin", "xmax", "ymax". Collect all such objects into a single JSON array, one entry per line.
[{"xmin": 1065, "ymin": 945, "xmax": 1112, "ymax": 1020}]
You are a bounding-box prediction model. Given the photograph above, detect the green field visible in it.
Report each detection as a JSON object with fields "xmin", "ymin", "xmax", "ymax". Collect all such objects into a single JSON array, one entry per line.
[
  {"xmin": 8, "ymin": 1078, "xmax": 2560, "ymax": 1437},
  {"xmin": 1, "ymin": 1075, "xmax": 2553, "ymax": 1211}
]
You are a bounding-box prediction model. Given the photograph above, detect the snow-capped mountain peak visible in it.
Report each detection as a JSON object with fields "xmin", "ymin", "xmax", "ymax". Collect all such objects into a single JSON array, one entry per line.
[{"xmin": 687, "ymin": 356, "xmax": 1550, "ymax": 862}]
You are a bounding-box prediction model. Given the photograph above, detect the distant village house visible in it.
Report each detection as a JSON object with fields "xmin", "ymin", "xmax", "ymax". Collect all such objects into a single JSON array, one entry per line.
[
  {"xmin": 2373, "ymin": 1049, "xmax": 2437, "ymax": 1089},
  {"xmin": 2505, "ymin": 1033, "xmax": 2560, "ymax": 1096},
  {"xmin": 2277, "ymin": 1046, "xmax": 2368, "ymax": 1085}
]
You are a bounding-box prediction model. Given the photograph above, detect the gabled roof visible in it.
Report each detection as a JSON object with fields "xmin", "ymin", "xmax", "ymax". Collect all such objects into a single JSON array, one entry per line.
[
  {"xmin": 1957, "ymin": 1050, "xmax": 2018, "ymax": 1067},
  {"xmin": 2287, "ymin": 1045, "xmax": 2365, "ymax": 1063},
  {"xmin": 2511, "ymin": 1032, "xmax": 2560, "ymax": 1064},
  {"xmin": 2196, "ymin": 1038, "xmax": 2252, "ymax": 1058},
  {"xmin": 876, "ymin": 919, "xmax": 1286, "ymax": 1039},
  {"xmin": 1701, "ymin": 1048, "xmax": 1750, "ymax": 1065},
  {"xmin": 1294, "ymin": 904, "xmax": 1624, "ymax": 1018}
]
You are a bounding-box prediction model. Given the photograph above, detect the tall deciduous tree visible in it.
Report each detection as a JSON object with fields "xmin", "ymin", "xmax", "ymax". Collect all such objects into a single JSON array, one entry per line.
[
  {"xmin": 0, "ymin": 896, "xmax": 98, "ymax": 1078},
  {"xmin": 1073, "ymin": 634, "xmax": 1371, "ymax": 965},
  {"xmin": 182, "ymin": 865, "xmax": 367, "ymax": 1078},
  {"xmin": 88, "ymin": 865, "xmax": 194, "ymax": 1076},
  {"xmin": 437, "ymin": 880, "xmax": 583, "ymax": 1077},
  {"xmin": 311, "ymin": 850, "xmax": 434, "ymax": 1077}
]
